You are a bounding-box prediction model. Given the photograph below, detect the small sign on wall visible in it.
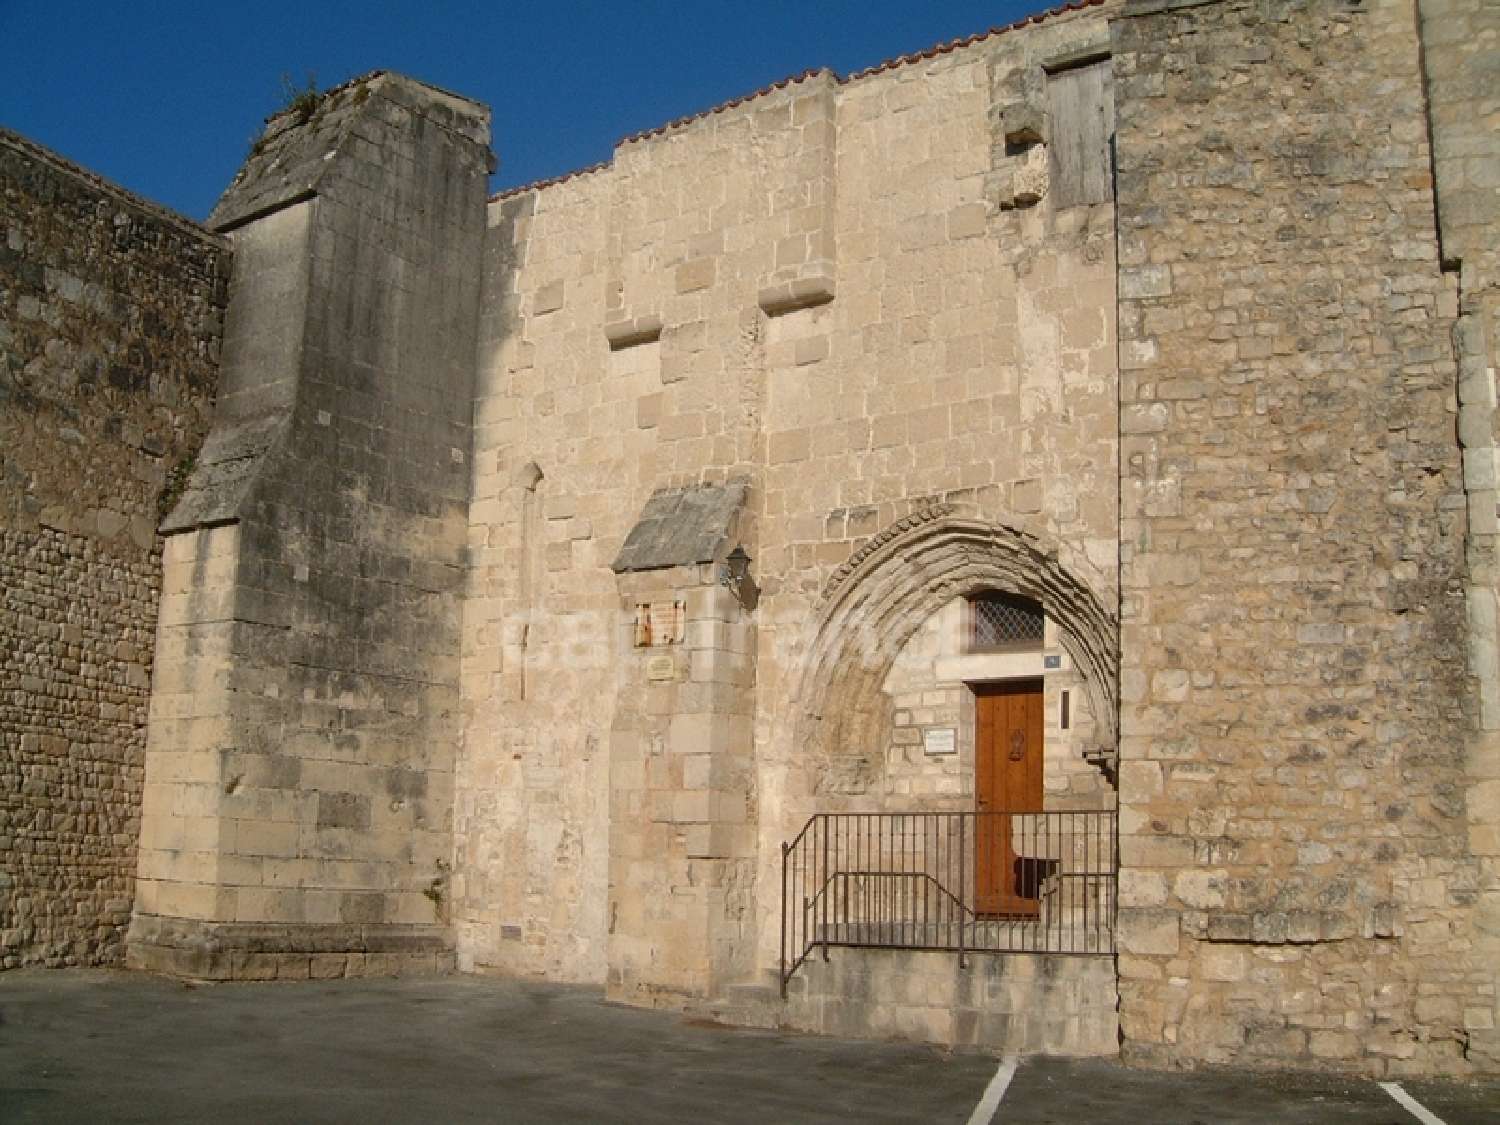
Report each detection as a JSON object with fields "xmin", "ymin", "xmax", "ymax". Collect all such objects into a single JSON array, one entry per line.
[
  {"xmin": 1044, "ymin": 654, "xmax": 1062, "ymax": 670},
  {"xmin": 634, "ymin": 601, "xmax": 685, "ymax": 647},
  {"xmin": 646, "ymin": 655, "xmax": 678, "ymax": 681},
  {"xmin": 922, "ymin": 727, "xmax": 957, "ymax": 756}
]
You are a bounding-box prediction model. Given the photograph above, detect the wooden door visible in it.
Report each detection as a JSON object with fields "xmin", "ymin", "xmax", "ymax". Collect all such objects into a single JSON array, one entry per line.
[
  {"xmin": 1046, "ymin": 59, "xmax": 1115, "ymax": 209},
  {"xmin": 974, "ymin": 679, "xmax": 1044, "ymax": 917}
]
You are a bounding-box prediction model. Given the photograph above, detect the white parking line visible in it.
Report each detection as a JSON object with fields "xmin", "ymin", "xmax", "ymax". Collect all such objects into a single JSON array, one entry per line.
[
  {"xmin": 1379, "ymin": 1081, "xmax": 1448, "ymax": 1125},
  {"xmin": 966, "ymin": 1055, "xmax": 1019, "ymax": 1124}
]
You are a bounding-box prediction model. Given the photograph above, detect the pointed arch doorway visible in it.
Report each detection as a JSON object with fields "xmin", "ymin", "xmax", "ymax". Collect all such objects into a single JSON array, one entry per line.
[{"xmin": 780, "ymin": 508, "xmax": 1120, "ymax": 986}]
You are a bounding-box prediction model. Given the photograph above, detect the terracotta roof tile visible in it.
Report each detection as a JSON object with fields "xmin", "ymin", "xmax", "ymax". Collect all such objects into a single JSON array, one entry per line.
[
  {"xmin": 490, "ymin": 160, "xmax": 611, "ymax": 202},
  {"xmin": 844, "ymin": 0, "xmax": 1107, "ymax": 82},
  {"xmin": 615, "ymin": 68, "xmax": 831, "ymax": 148}
]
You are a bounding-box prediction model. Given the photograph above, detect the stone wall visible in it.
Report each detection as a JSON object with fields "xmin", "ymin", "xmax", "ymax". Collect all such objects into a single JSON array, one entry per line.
[
  {"xmin": 774, "ymin": 948, "xmax": 1118, "ymax": 1056},
  {"xmin": 0, "ymin": 130, "xmax": 228, "ymax": 967},
  {"xmin": 606, "ymin": 567, "xmax": 758, "ymax": 1007},
  {"xmin": 124, "ymin": 74, "xmax": 493, "ymax": 979},
  {"xmin": 1114, "ymin": 0, "xmax": 1488, "ymax": 1076},
  {"xmin": 455, "ymin": 3, "xmax": 1124, "ymax": 997},
  {"xmin": 457, "ymin": 169, "xmax": 621, "ymax": 982}
]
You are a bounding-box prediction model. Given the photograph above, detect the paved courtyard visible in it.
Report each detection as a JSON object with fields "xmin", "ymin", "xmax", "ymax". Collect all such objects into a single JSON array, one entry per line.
[{"xmin": 0, "ymin": 971, "xmax": 1496, "ymax": 1123}]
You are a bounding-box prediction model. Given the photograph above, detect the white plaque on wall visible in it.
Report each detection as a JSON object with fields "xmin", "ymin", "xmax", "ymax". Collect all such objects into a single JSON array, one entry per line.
[
  {"xmin": 646, "ymin": 655, "xmax": 677, "ymax": 681},
  {"xmin": 922, "ymin": 727, "xmax": 957, "ymax": 756}
]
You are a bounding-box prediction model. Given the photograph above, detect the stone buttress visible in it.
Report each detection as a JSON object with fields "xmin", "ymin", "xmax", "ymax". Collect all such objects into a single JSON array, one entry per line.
[{"xmin": 126, "ymin": 74, "xmax": 491, "ymax": 978}]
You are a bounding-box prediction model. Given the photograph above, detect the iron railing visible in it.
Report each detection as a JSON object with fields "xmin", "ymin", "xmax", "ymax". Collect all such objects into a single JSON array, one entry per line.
[{"xmin": 780, "ymin": 809, "xmax": 1116, "ymax": 995}]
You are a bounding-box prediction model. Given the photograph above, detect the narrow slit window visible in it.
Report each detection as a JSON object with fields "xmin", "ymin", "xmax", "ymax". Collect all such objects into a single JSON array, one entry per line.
[
  {"xmin": 1061, "ymin": 690, "xmax": 1071, "ymax": 730},
  {"xmin": 969, "ymin": 592, "xmax": 1044, "ymax": 652}
]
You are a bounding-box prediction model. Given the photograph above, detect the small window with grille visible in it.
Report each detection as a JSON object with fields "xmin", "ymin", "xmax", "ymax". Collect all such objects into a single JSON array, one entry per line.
[{"xmin": 969, "ymin": 591, "xmax": 1044, "ymax": 652}]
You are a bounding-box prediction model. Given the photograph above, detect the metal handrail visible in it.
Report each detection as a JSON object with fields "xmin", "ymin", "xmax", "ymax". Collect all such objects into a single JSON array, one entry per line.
[
  {"xmin": 808, "ymin": 870, "xmax": 974, "ymax": 918},
  {"xmin": 780, "ymin": 808, "xmax": 1116, "ymax": 996}
]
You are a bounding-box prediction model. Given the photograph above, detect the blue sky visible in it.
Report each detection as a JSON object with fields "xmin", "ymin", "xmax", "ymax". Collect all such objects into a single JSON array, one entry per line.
[{"xmin": 3, "ymin": 0, "xmax": 1064, "ymax": 221}]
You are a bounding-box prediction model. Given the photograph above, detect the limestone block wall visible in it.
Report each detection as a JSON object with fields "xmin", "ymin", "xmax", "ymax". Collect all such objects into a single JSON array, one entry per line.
[
  {"xmin": 1114, "ymin": 0, "xmax": 1485, "ymax": 1076},
  {"xmin": 0, "ymin": 132, "xmax": 227, "ymax": 968},
  {"xmin": 781, "ymin": 948, "xmax": 1118, "ymax": 1056},
  {"xmin": 457, "ymin": 70, "xmax": 856, "ymax": 982},
  {"xmin": 458, "ymin": 1, "xmax": 1124, "ymax": 991},
  {"xmin": 751, "ymin": 6, "xmax": 1121, "ymax": 974},
  {"xmin": 458, "ymin": 172, "xmax": 622, "ymax": 981},
  {"xmin": 126, "ymin": 74, "xmax": 492, "ymax": 979},
  {"xmin": 606, "ymin": 574, "xmax": 756, "ymax": 1006}
]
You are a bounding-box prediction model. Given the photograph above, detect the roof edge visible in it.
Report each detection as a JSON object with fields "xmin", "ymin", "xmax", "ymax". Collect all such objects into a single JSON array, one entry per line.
[
  {"xmin": 260, "ymin": 69, "xmax": 489, "ymax": 128},
  {"xmin": 0, "ymin": 127, "xmax": 228, "ymax": 248},
  {"xmin": 488, "ymin": 0, "xmax": 1111, "ymax": 204}
]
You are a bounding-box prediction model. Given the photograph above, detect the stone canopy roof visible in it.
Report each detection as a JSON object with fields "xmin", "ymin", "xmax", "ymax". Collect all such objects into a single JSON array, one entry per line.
[{"xmin": 611, "ymin": 481, "xmax": 748, "ymax": 574}]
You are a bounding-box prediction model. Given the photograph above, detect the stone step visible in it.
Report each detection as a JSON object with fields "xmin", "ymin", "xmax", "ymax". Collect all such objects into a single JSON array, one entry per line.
[{"xmin": 686, "ymin": 981, "xmax": 786, "ymax": 1030}]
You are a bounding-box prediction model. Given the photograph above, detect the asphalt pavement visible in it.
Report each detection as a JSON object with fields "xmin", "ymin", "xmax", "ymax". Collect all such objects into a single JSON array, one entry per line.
[{"xmin": 0, "ymin": 970, "xmax": 1495, "ymax": 1123}]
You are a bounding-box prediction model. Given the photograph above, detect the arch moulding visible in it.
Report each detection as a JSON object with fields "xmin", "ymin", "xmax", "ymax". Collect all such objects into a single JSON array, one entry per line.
[{"xmin": 790, "ymin": 508, "xmax": 1120, "ymax": 797}]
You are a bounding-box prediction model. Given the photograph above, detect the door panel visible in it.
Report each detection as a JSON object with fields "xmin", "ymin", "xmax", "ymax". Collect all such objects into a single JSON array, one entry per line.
[
  {"xmin": 1046, "ymin": 59, "xmax": 1115, "ymax": 208},
  {"xmin": 974, "ymin": 680, "xmax": 1044, "ymax": 917}
]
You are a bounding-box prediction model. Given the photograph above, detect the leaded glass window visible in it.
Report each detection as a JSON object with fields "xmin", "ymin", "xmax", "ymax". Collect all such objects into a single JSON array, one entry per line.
[{"xmin": 969, "ymin": 592, "xmax": 1044, "ymax": 651}]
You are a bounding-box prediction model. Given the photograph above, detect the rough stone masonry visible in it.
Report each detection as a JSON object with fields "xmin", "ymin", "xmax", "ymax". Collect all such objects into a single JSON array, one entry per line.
[
  {"xmin": 1, "ymin": 0, "xmax": 1497, "ymax": 1080},
  {"xmin": 1114, "ymin": 0, "xmax": 1492, "ymax": 1075},
  {"xmin": 0, "ymin": 129, "xmax": 228, "ymax": 969}
]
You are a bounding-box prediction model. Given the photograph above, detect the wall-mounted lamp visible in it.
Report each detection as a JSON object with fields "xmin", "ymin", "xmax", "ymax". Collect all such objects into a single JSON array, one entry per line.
[{"xmin": 719, "ymin": 544, "xmax": 759, "ymax": 612}]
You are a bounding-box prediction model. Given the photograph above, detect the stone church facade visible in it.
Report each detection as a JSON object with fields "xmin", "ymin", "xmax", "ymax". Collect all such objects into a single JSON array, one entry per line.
[{"xmin": 3, "ymin": 0, "xmax": 1498, "ymax": 1079}]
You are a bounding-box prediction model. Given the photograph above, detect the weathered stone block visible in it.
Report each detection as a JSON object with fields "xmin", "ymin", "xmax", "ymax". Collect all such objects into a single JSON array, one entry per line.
[{"xmin": 1001, "ymin": 102, "xmax": 1047, "ymax": 147}]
